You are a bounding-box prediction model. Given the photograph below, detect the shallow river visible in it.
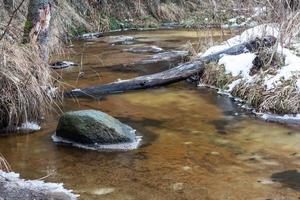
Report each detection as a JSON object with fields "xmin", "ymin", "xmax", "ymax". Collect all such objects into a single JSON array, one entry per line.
[{"xmin": 1, "ymin": 29, "xmax": 300, "ymax": 200}]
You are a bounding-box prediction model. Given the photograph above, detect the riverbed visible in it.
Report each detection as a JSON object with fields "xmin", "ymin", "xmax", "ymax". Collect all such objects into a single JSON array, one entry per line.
[{"xmin": 1, "ymin": 29, "xmax": 300, "ymax": 200}]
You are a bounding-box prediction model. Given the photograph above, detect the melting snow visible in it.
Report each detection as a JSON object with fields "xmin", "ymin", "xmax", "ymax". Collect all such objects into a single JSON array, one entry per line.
[
  {"xmin": 18, "ymin": 122, "xmax": 41, "ymax": 131},
  {"xmin": 0, "ymin": 171, "xmax": 78, "ymax": 199},
  {"xmin": 218, "ymin": 53, "xmax": 256, "ymax": 78},
  {"xmin": 199, "ymin": 24, "xmax": 300, "ymax": 122}
]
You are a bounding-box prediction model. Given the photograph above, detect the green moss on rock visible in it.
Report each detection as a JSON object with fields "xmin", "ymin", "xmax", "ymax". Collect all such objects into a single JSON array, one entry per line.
[{"xmin": 56, "ymin": 110, "xmax": 136, "ymax": 144}]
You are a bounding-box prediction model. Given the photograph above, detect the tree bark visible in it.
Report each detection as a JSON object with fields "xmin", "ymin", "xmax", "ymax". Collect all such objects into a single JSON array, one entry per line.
[
  {"xmin": 23, "ymin": 0, "xmax": 52, "ymax": 60},
  {"xmin": 65, "ymin": 36, "xmax": 276, "ymax": 98},
  {"xmin": 3, "ymin": 0, "xmax": 15, "ymax": 12}
]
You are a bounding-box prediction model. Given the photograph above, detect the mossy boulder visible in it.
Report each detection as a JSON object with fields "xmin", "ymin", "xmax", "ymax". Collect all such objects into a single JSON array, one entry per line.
[{"xmin": 56, "ymin": 110, "xmax": 136, "ymax": 144}]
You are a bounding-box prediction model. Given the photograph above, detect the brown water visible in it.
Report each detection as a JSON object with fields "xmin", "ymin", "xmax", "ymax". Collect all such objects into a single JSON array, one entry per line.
[{"xmin": 1, "ymin": 29, "xmax": 300, "ymax": 200}]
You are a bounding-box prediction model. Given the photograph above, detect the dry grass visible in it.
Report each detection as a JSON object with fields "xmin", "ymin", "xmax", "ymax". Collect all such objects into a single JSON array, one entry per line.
[
  {"xmin": 0, "ymin": 154, "xmax": 11, "ymax": 172},
  {"xmin": 201, "ymin": 62, "xmax": 238, "ymax": 90},
  {"xmin": 199, "ymin": 50, "xmax": 300, "ymax": 114},
  {"xmin": 0, "ymin": 42, "xmax": 58, "ymax": 132},
  {"xmin": 231, "ymin": 77, "xmax": 300, "ymax": 114}
]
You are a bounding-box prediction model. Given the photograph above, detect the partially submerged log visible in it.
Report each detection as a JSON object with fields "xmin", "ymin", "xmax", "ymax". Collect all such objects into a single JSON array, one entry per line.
[
  {"xmin": 67, "ymin": 61, "xmax": 203, "ymax": 98},
  {"xmin": 66, "ymin": 36, "xmax": 276, "ymax": 98}
]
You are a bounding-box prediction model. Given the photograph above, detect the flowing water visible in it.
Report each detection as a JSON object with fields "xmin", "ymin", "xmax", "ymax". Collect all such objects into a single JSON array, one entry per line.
[{"xmin": 1, "ymin": 29, "xmax": 300, "ymax": 200}]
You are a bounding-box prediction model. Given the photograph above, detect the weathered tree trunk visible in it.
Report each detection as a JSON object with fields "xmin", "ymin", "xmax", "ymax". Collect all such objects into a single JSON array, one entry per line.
[
  {"xmin": 3, "ymin": 0, "xmax": 15, "ymax": 11},
  {"xmin": 66, "ymin": 36, "xmax": 276, "ymax": 98},
  {"xmin": 23, "ymin": 0, "xmax": 52, "ymax": 60}
]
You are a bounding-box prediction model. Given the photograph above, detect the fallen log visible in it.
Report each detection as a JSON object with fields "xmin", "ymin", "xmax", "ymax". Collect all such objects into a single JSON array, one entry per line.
[{"xmin": 65, "ymin": 36, "xmax": 276, "ymax": 98}]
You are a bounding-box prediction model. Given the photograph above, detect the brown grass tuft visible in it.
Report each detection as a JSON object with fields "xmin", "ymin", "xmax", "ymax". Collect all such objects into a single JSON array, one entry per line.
[
  {"xmin": 0, "ymin": 154, "xmax": 11, "ymax": 172},
  {"xmin": 201, "ymin": 62, "xmax": 238, "ymax": 90},
  {"xmin": 0, "ymin": 41, "xmax": 58, "ymax": 132},
  {"xmin": 199, "ymin": 48, "xmax": 300, "ymax": 115}
]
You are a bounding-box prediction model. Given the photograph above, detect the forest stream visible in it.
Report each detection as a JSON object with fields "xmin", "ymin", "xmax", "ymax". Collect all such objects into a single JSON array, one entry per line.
[{"xmin": 1, "ymin": 29, "xmax": 300, "ymax": 200}]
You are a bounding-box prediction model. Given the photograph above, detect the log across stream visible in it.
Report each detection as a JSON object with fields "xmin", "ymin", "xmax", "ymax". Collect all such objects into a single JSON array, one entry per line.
[{"xmin": 65, "ymin": 36, "xmax": 276, "ymax": 98}]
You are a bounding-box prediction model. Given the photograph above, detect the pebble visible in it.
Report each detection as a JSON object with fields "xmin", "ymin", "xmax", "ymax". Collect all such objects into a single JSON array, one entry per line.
[{"xmin": 172, "ymin": 183, "xmax": 184, "ymax": 192}]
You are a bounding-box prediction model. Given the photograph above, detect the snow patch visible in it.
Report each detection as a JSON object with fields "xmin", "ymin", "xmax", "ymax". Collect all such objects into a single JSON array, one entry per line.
[
  {"xmin": 72, "ymin": 88, "xmax": 82, "ymax": 92},
  {"xmin": 0, "ymin": 170, "xmax": 78, "ymax": 199},
  {"xmin": 201, "ymin": 24, "xmax": 279, "ymax": 57},
  {"xmin": 218, "ymin": 53, "xmax": 256, "ymax": 78},
  {"xmin": 198, "ymin": 24, "xmax": 300, "ymax": 122},
  {"xmin": 18, "ymin": 122, "xmax": 41, "ymax": 131},
  {"xmin": 259, "ymin": 113, "xmax": 300, "ymax": 124}
]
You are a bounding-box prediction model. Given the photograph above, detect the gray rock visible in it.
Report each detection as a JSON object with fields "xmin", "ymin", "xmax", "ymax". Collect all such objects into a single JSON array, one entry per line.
[
  {"xmin": 50, "ymin": 61, "xmax": 78, "ymax": 69},
  {"xmin": 137, "ymin": 51, "xmax": 188, "ymax": 64},
  {"xmin": 123, "ymin": 46, "xmax": 164, "ymax": 54},
  {"xmin": 56, "ymin": 110, "xmax": 136, "ymax": 144},
  {"xmin": 101, "ymin": 35, "xmax": 135, "ymax": 45},
  {"xmin": 80, "ymin": 32, "xmax": 103, "ymax": 40}
]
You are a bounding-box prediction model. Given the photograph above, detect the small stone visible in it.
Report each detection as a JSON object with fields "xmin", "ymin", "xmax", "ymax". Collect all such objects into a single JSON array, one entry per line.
[
  {"xmin": 184, "ymin": 142, "xmax": 193, "ymax": 145},
  {"xmin": 91, "ymin": 188, "xmax": 115, "ymax": 196},
  {"xmin": 123, "ymin": 46, "xmax": 164, "ymax": 54},
  {"xmin": 182, "ymin": 166, "xmax": 192, "ymax": 171},
  {"xmin": 172, "ymin": 183, "xmax": 184, "ymax": 192},
  {"xmin": 257, "ymin": 179, "xmax": 274, "ymax": 185},
  {"xmin": 211, "ymin": 152, "xmax": 220, "ymax": 156}
]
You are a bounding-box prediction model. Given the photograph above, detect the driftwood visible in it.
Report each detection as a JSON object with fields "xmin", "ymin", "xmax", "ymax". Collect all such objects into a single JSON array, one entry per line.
[{"xmin": 65, "ymin": 36, "xmax": 276, "ymax": 98}]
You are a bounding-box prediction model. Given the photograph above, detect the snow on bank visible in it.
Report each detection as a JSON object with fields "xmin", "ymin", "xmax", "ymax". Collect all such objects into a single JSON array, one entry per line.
[
  {"xmin": 199, "ymin": 24, "xmax": 300, "ymax": 123},
  {"xmin": 0, "ymin": 170, "xmax": 78, "ymax": 199},
  {"xmin": 201, "ymin": 24, "xmax": 299, "ymax": 92},
  {"xmin": 218, "ymin": 53, "xmax": 256, "ymax": 78},
  {"xmin": 17, "ymin": 122, "xmax": 41, "ymax": 132},
  {"xmin": 259, "ymin": 113, "xmax": 300, "ymax": 124},
  {"xmin": 201, "ymin": 24, "xmax": 279, "ymax": 57}
]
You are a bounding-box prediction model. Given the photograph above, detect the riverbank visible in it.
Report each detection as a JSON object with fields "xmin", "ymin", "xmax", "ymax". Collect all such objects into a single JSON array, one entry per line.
[{"xmin": 198, "ymin": 24, "xmax": 300, "ymax": 123}]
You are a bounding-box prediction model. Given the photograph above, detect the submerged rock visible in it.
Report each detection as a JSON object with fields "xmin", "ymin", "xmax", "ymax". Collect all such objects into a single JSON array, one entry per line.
[
  {"xmin": 50, "ymin": 61, "xmax": 78, "ymax": 69},
  {"xmin": 79, "ymin": 32, "xmax": 103, "ymax": 40},
  {"xmin": 55, "ymin": 110, "xmax": 137, "ymax": 145},
  {"xmin": 137, "ymin": 50, "xmax": 188, "ymax": 64},
  {"xmin": 0, "ymin": 171, "xmax": 78, "ymax": 200},
  {"xmin": 123, "ymin": 46, "xmax": 164, "ymax": 54},
  {"xmin": 102, "ymin": 35, "xmax": 135, "ymax": 45}
]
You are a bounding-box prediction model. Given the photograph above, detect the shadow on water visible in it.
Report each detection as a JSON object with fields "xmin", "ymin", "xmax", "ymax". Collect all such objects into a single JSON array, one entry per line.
[
  {"xmin": 117, "ymin": 117, "xmax": 164, "ymax": 148},
  {"xmin": 271, "ymin": 170, "xmax": 300, "ymax": 191},
  {"xmin": 197, "ymin": 87, "xmax": 249, "ymax": 135}
]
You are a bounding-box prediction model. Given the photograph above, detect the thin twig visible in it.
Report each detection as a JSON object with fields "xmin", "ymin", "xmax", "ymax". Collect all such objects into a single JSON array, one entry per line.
[{"xmin": 0, "ymin": 0, "xmax": 26, "ymax": 42}]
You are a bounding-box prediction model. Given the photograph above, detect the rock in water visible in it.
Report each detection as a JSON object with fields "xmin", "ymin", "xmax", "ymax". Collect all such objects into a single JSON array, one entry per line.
[
  {"xmin": 123, "ymin": 46, "xmax": 164, "ymax": 54},
  {"xmin": 56, "ymin": 110, "xmax": 137, "ymax": 145},
  {"xmin": 101, "ymin": 35, "xmax": 135, "ymax": 45},
  {"xmin": 136, "ymin": 51, "xmax": 188, "ymax": 64},
  {"xmin": 50, "ymin": 61, "xmax": 78, "ymax": 69},
  {"xmin": 80, "ymin": 32, "xmax": 103, "ymax": 40}
]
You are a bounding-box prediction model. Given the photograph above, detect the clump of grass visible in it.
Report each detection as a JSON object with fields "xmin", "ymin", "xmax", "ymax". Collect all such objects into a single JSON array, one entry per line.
[
  {"xmin": 0, "ymin": 41, "xmax": 58, "ymax": 132},
  {"xmin": 250, "ymin": 47, "xmax": 285, "ymax": 75},
  {"xmin": 231, "ymin": 79, "xmax": 266, "ymax": 109},
  {"xmin": 231, "ymin": 77, "xmax": 300, "ymax": 114},
  {"xmin": 0, "ymin": 154, "xmax": 11, "ymax": 172},
  {"xmin": 198, "ymin": 41, "xmax": 300, "ymax": 115},
  {"xmin": 200, "ymin": 62, "xmax": 238, "ymax": 90}
]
